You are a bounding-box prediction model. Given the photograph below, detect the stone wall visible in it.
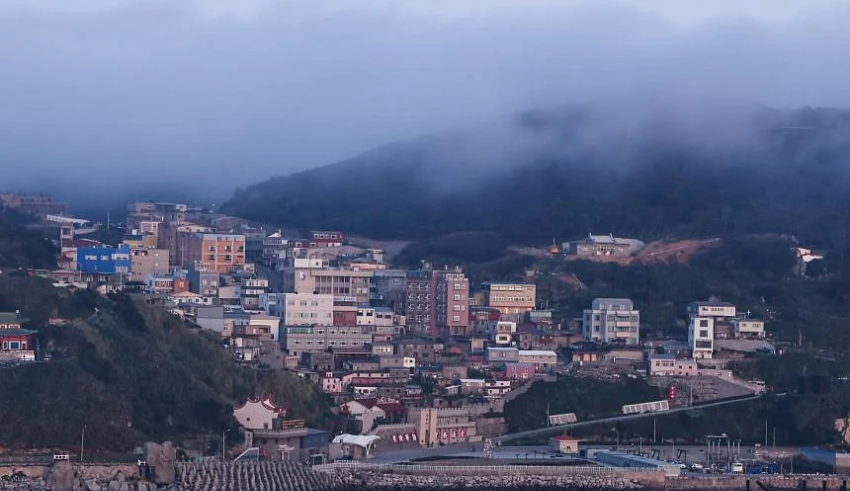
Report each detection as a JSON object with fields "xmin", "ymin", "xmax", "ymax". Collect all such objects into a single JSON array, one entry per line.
[{"xmin": 665, "ymin": 476, "xmax": 850, "ymax": 491}]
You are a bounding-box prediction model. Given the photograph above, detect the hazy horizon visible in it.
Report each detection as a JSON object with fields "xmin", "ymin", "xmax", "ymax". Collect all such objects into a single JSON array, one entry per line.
[{"xmin": 2, "ymin": 0, "xmax": 850, "ymax": 210}]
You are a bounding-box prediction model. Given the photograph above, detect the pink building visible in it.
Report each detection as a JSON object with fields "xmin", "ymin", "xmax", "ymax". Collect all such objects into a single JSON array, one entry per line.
[{"xmin": 505, "ymin": 362, "xmax": 534, "ymax": 380}]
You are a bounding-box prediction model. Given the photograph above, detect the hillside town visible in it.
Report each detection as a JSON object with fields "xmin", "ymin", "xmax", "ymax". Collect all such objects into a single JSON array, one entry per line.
[{"xmin": 0, "ymin": 194, "xmax": 775, "ymax": 465}]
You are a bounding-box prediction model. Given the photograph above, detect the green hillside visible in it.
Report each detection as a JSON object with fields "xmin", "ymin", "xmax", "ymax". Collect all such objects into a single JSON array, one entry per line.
[
  {"xmin": 0, "ymin": 279, "xmax": 337, "ymax": 452},
  {"xmin": 0, "ymin": 206, "xmax": 58, "ymax": 270}
]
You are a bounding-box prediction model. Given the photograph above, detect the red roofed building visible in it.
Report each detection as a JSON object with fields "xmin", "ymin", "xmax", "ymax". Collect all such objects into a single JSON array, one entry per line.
[{"xmin": 0, "ymin": 312, "xmax": 36, "ymax": 362}]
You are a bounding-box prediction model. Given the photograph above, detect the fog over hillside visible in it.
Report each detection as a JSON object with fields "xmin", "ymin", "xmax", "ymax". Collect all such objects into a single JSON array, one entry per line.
[{"xmin": 2, "ymin": 0, "xmax": 850, "ymax": 210}]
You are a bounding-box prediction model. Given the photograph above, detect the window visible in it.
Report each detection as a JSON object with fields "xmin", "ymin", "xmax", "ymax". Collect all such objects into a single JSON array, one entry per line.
[
  {"xmin": 452, "ymin": 315, "xmax": 461, "ymax": 322},
  {"xmin": 699, "ymin": 330, "xmax": 709, "ymax": 338},
  {"xmin": 699, "ymin": 319, "xmax": 709, "ymax": 328},
  {"xmin": 453, "ymin": 294, "xmax": 461, "ymax": 301},
  {"xmin": 453, "ymin": 283, "xmax": 462, "ymax": 290}
]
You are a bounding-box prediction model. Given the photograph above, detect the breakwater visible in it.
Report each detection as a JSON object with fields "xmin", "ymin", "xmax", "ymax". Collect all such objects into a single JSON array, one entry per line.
[
  {"xmin": 6, "ymin": 460, "xmax": 850, "ymax": 491},
  {"xmin": 331, "ymin": 469, "xmax": 645, "ymax": 489}
]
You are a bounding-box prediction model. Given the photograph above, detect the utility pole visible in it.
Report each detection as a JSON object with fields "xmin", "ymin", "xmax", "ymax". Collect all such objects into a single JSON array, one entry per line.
[
  {"xmin": 80, "ymin": 424, "xmax": 87, "ymax": 463},
  {"xmin": 764, "ymin": 419, "xmax": 768, "ymax": 447},
  {"xmin": 653, "ymin": 418, "xmax": 657, "ymax": 443},
  {"xmin": 222, "ymin": 430, "xmax": 228, "ymax": 461}
]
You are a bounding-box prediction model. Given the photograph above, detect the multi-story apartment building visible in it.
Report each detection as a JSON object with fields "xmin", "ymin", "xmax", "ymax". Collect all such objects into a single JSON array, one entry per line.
[
  {"xmin": 263, "ymin": 231, "xmax": 288, "ymax": 268},
  {"xmin": 283, "ymin": 258, "xmax": 373, "ymax": 304},
  {"xmin": 241, "ymin": 277, "xmax": 270, "ymax": 310},
  {"xmin": 280, "ymin": 293, "xmax": 334, "ymax": 326},
  {"xmin": 126, "ymin": 201, "xmax": 187, "ymax": 231},
  {"xmin": 281, "ymin": 325, "xmax": 372, "ymax": 358},
  {"xmin": 129, "ymin": 248, "xmax": 169, "ymax": 282},
  {"xmin": 0, "ymin": 193, "xmax": 65, "ymax": 217},
  {"xmin": 686, "ymin": 299, "xmax": 737, "ymax": 357},
  {"xmin": 405, "ymin": 266, "xmax": 471, "ymax": 337},
  {"xmin": 581, "ymin": 298, "xmax": 640, "ymax": 345},
  {"xmin": 689, "ymin": 316, "xmax": 715, "ymax": 359},
  {"xmin": 481, "ymin": 282, "xmax": 537, "ymax": 316},
  {"xmin": 185, "ymin": 233, "xmax": 246, "ymax": 273},
  {"xmin": 188, "ymin": 266, "xmax": 220, "ymax": 297},
  {"xmin": 158, "ymin": 222, "xmax": 212, "ymax": 267},
  {"xmin": 435, "ymin": 268, "xmax": 470, "ymax": 337},
  {"xmin": 405, "ymin": 268, "xmax": 436, "ymax": 335}
]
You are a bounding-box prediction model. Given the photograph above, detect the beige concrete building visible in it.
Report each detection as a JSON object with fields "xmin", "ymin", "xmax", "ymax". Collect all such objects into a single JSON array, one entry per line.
[
  {"xmin": 281, "ymin": 325, "xmax": 372, "ymax": 357},
  {"xmin": 281, "ymin": 293, "xmax": 335, "ymax": 326},
  {"xmin": 283, "ymin": 259, "xmax": 374, "ymax": 304},
  {"xmin": 129, "ymin": 248, "xmax": 170, "ymax": 282},
  {"xmin": 731, "ymin": 318, "xmax": 766, "ymax": 338},
  {"xmin": 409, "ymin": 407, "xmax": 477, "ymax": 447},
  {"xmin": 482, "ymin": 282, "xmax": 537, "ymax": 316}
]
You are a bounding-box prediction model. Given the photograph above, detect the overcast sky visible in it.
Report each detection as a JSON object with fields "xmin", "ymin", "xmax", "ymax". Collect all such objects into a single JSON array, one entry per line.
[{"xmin": 1, "ymin": 0, "xmax": 848, "ymax": 205}]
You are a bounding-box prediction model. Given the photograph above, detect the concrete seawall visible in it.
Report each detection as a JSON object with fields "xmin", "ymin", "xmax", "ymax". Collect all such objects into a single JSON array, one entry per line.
[{"xmin": 666, "ymin": 476, "xmax": 850, "ymax": 491}]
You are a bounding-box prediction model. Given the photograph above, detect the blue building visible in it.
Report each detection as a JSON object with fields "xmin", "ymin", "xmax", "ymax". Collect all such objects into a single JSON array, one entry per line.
[{"xmin": 76, "ymin": 245, "xmax": 131, "ymax": 274}]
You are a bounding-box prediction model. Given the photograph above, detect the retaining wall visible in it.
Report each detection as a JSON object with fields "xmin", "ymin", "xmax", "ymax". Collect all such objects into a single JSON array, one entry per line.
[{"xmin": 666, "ymin": 476, "xmax": 850, "ymax": 491}]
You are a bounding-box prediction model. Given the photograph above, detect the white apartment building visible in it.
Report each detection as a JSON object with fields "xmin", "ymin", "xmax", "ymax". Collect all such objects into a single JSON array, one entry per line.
[
  {"xmin": 280, "ymin": 293, "xmax": 334, "ymax": 326},
  {"xmin": 582, "ymin": 298, "xmax": 640, "ymax": 345},
  {"xmin": 688, "ymin": 316, "xmax": 715, "ymax": 359},
  {"xmin": 686, "ymin": 301, "xmax": 736, "ymax": 319}
]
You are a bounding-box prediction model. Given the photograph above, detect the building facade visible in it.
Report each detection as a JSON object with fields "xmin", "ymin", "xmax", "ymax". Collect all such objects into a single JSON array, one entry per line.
[
  {"xmin": 281, "ymin": 325, "xmax": 372, "ymax": 357},
  {"xmin": 129, "ymin": 248, "xmax": 169, "ymax": 282},
  {"xmin": 481, "ymin": 282, "xmax": 537, "ymax": 316},
  {"xmin": 582, "ymin": 298, "xmax": 640, "ymax": 345},
  {"xmin": 281, "ymin": 293, "xmax": 335, "ymax": 326},
  {"xmin": 435, "ymin": 268, "xmax": 470, "ymax": 336},
  {"xmin": 688, "ymin": 316, "xmax": 715, "ymax": 359},
  {"xmin": 409, "ymin": 407, "xmax": 477, "ymax": 447},
  {"xmin": 186, "ymin": 233, "xmax": 246, "ymax": 273},
  {"xmin": 567, "ymin": 234, "xmax": 641, "ymax": 257},
  {"xmin": 405, "ymin": 269, "xmax": 436, "ymax": 335},
  {"xmin": 76, "ymin": 245, "xmax": 131, "ymax": 275}
]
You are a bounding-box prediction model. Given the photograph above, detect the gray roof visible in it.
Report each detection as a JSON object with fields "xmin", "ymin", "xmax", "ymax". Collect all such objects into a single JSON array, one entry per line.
[{"xmin": 0, "ymin": 313, "xmax": 28, "ymax": 325}]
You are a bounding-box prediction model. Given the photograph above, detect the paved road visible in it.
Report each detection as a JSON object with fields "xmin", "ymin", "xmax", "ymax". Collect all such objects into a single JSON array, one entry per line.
[{"xmin": 495, "ymin": 394, "xmax": 763, "ymax": 444}]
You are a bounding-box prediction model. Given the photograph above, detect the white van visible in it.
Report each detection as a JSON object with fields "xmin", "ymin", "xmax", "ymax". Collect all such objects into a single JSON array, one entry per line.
[
  {"xmin": 53, "ymin": 454, "xmax": 70, "ymax": 461},
  {"xmin": 730, "ymin": 462, "xmax": 744, "ymax": 474}
]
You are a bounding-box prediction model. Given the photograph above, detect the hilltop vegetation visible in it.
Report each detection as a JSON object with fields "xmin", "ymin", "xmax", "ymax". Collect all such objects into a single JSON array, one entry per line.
[
  {"xmin": 223, "ymin": 106, "xmax": 850, "ymax": 254},
  {"xmin": 0, "ymin": 279, "xmax": 337, "ymax": 452},
  {"xmin": 0, "ymin": 206, "xmax": 57, "ymax": 270}
]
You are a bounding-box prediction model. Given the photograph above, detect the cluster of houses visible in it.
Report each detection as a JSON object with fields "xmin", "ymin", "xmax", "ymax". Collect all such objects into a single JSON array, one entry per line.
[{"xmin": 0, "ymin": 195, "xmax": 775, "ymax": 461}]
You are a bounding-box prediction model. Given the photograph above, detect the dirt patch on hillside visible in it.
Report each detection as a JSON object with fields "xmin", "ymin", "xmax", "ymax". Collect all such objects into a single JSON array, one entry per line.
[
  {"xmin": 514, "ymin": 239, "xmax": 722, "ymax": 266},
  {"xmin": 632, "ymin": 238, "xmax": 722, "ymax": 264}
]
